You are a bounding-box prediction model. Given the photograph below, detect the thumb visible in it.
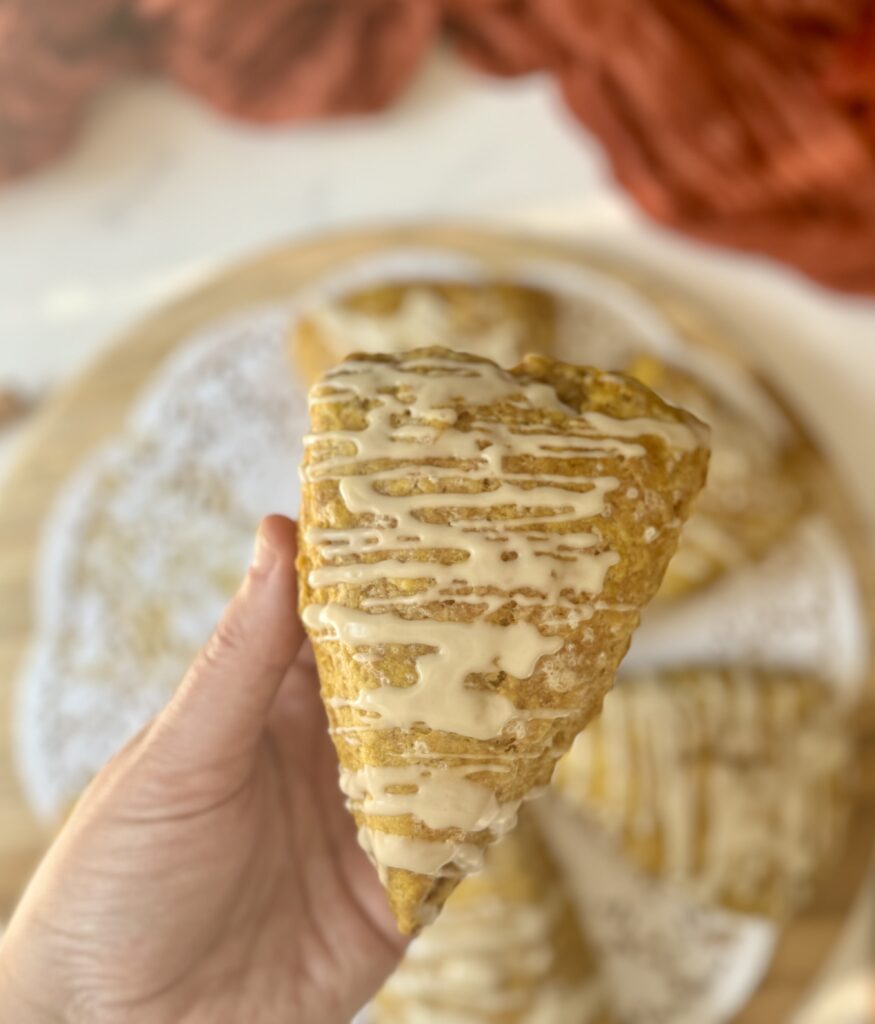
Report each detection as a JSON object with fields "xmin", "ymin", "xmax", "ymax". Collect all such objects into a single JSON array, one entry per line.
[{"xmin": 146, "ymin": 514, "xmax": 306, "ymax": 773}]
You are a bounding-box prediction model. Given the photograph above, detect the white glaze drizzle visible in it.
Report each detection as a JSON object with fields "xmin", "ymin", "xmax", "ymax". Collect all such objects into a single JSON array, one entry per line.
[
  {"xmin": 340, "ymin": 763, "xmax": 515, "ymax": 832},
  {"xmin": 304, "ymin": 605, "xmax": 562, "ymax": 739},
  {"xmin": 359, "ymin": 828, "xmax": 486, "ymax": 881},
  {"xmin": 584, "ymin": 410, "xmax": 705, "ymax": 452}
]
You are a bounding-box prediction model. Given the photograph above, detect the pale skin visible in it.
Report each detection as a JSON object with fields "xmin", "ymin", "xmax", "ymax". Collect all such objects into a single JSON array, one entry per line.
[{"xmin": 0, "ymin": 515, "xmax": 407, "ymax": 1024}]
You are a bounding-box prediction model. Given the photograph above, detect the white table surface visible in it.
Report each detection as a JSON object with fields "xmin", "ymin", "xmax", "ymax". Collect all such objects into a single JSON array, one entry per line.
[{"xmin": 0, "ymin": 44, "xmax": 872, "ymax": 1022}]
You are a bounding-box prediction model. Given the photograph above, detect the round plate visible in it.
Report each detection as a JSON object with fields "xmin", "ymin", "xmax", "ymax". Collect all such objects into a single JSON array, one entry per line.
[{"xmin": 0, "ymin": 225, "xmax": 872, "ymax": 1022}]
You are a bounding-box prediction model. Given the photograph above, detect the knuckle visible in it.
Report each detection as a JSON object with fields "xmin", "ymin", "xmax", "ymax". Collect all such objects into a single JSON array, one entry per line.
[{"xmin": 201, "ymin": 610, "xmax": 246, "ymax": 669}]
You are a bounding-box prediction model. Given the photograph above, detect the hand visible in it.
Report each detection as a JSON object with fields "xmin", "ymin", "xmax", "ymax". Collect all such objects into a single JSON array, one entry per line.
[{"xmin": 0, "ymin": 516, "xmax": 406, "ymax": 1024}]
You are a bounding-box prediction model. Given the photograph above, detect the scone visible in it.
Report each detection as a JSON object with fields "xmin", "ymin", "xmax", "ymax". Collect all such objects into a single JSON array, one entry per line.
[
  {"xmin": 553, "ymin": 668, "xmax": 851, "ymax": 918},
  {"xmin": 627, "ymin": 356, "xmax": 808, "ymax": 598},
  {"xmin": 373, "ymin": 808, "xmax": 612, "ymax": 1024},
  {"xmin": 290, "ymin": 280, "xmax": 556, "ymax": 385},
  {"xmin": 298, "ymin": 346, "xmax": 709, "ymax": 933}
]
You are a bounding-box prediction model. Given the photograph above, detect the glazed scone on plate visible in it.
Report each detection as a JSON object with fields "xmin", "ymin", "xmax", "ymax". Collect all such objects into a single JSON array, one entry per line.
[
  {"xmin": 373, "ymin": 808, "xmax": 612, "ymax": 1024},
  {"xmin": 627, "ymin": 356, "xmax": 808, "ymax": 598},
  {"xmin": 298, "ymin": 347, "xmax": 709, "ymax": 933},
  {"xmin": 552, "ymin": 668, "xmax": 851, "ymax": 918},
  {"xmin": 290, "ymin": 280, "xmax": 556, "ymax": 385}
]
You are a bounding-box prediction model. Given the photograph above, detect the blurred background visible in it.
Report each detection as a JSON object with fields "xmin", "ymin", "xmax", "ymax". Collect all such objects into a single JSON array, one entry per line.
[
  {"xmin": 3, "ymin": 0, "xmax": 875, "ymax": 452},
  {"xmin": 1, "ymin": 3, "xmax": 875, "ymax": 1023}
]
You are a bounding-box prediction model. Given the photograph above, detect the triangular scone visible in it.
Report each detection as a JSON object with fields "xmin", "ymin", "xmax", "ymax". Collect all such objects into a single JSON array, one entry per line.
[
  {"xmin": 552, "ymin": 668, "xmax": 851, "ymax": 918},
  {"xmin": 298, "ymin": 346, "xmax": 709, "ymax": 933},
  {"xmin": 374, "ymin": 808, "xmax": 612, "ymax": 1023},
  {"xmin": 627, "ymin": 355, "xmax": 808, "ymax": 598},
  {"xmin": 290, "ymin": 280, "xmax": 556, "ymax": 386}
]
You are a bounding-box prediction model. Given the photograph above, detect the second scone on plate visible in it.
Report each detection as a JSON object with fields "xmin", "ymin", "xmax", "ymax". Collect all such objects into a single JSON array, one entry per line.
[
  {"xmin": 290, "ymin": 280, "xmax": 555, "ymax": 387},
  {"xmin": 373, "ymin": 806, "xmax": 612, "ymax": 1024},
  {"xmin": 626, "ymin": 356, "xmax": 808, "ymax": 599},
  {"xmin": 298, "ymin": 346, "xmax": 709, "ymax": 934},
  {"xmin": 552, "ymin": 667, "xmax": 851, "ymax": 919}
]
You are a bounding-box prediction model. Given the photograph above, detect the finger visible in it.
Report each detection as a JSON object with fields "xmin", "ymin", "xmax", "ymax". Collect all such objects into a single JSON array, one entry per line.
[{"xmin": 148, "ymin": 514, "xmax": 305, "ymax": 771}]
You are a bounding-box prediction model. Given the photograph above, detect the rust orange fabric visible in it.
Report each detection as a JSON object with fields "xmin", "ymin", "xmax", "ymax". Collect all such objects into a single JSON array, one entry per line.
[
  {"xmin": 135, "ymin": 0, "xmax": 439, "ymax": 122},
  {"xmin": 2, "ymin": 0, "xmax": 875, "ymax": 294},
  {"xmin": 0, "ymin": 0, "xmax": 148, "ymax": 179}
]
